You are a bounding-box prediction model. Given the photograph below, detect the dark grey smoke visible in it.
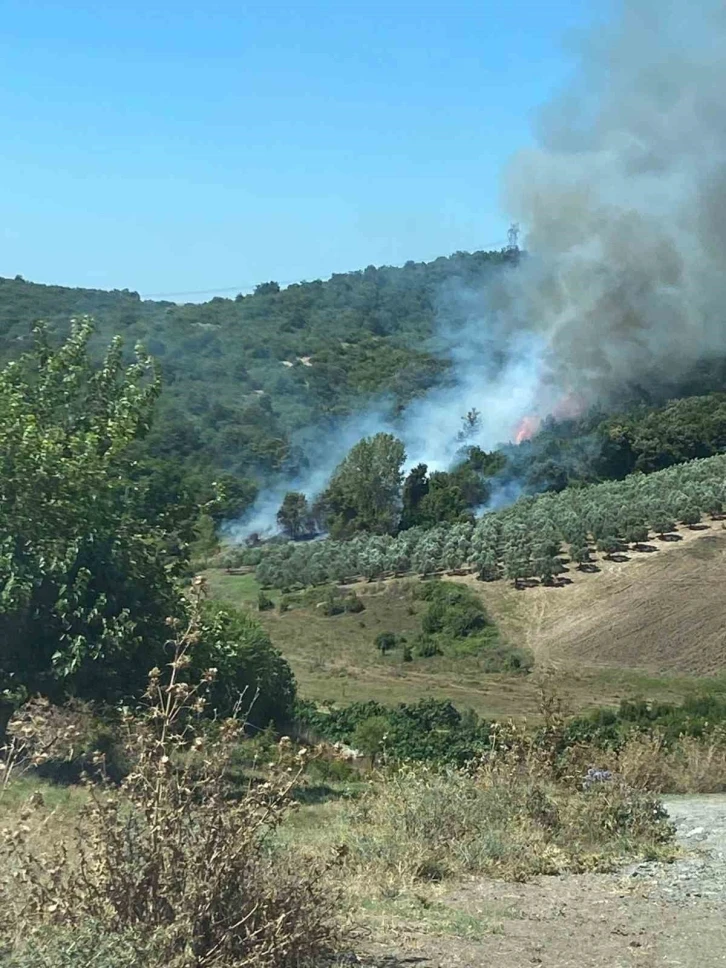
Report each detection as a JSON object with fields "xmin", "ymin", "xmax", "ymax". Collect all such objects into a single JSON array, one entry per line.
[{"xmin": 503, "ymin": 0, "xmax": 726, "ymax": 404}]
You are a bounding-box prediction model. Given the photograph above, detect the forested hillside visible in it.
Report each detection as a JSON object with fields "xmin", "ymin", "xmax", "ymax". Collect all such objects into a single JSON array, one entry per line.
[
  {"xmin": 6, "ymin": 250, "xmax": 726, "ymax": 537},
  {"xmin": 0, "ymin": 249, "xmax": 514, "ymax": 503}
]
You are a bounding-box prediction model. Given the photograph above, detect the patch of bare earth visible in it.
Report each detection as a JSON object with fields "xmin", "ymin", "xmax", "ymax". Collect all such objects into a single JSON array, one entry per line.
[
  {"xmin": 354, "ymin": 796, "xmax": 726, "ymax": 968},
  {"xmin": 461, "ymin": 522, "xmax": 726, "ymax": 678}
]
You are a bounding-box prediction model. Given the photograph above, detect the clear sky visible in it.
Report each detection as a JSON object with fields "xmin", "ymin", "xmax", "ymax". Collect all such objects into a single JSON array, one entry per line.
[{"xmin": 0, "ymin": 1, "xmax": 599, "ymax": 299}]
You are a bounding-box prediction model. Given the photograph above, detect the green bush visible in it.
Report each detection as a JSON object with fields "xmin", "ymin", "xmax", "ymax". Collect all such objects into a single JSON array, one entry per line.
[
  {"xmin": 320, "ymin": 587, "xmax": 345, "ymax": 616},
  {"xmin": 417, "ymin": 581, "xmax": 489, "ymax": 637},
  {"xmin": 343, "ymin": 592, "xmax": 365, "ymax": 613},
  {"xmin": 351, "ymin": 715, "xmax": 390, "ymax": 762},
  {"xmin": 413, "ymin": 634, "xmax": 442, "ymax": 658},
  {"xmin": 374, "ymin": 631, "xmax": 398, "ymax": 654},
  {"xmin": 478, "ymin": 643, "xmax": 533, "ymax": 674},
  {"xmin": 194, "ymin": 600, "xmax": 296, "ymax": 728},
  {"xmin": 257, "ymin": 590, "xmax": 275, "ymax": 611},
  {"xmin": 296, "ymin": 697, "xmax": 492, "ymax": 765}
]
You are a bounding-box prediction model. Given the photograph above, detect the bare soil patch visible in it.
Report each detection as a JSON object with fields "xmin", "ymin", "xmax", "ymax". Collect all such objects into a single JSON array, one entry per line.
[
  {"xmin": 462, "ymin": 524, "xmax": 726, "ymax": 678},
  {"xmin": 355, "ymin": 796, "xmax": 726, "ymax": 968}
]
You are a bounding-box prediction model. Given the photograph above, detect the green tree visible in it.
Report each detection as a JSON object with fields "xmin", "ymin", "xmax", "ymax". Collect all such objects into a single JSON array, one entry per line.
[
  {"xmin": 680, "ymin": 505, "xmax": 702, "ymax": 528},
  {"xmin": 276, "ymin": 491, "xmax": 310, "ymax": 539},
  {"xmin": 351, "ymin": 715, "xmax": 390, "ymax": 765},
  {"xmin": 649, "ymin": 510, "xmax": 676, "ymax": 539},
  {"xmin": 0, "ymin": 321, "xmax": 298, "ymax": 744},
  {"xmin": 571, "ymin": 544, "xmax": 592, "ymax": 570},
  {"xmin": 596, "ymin": 535, "xmax": 621, "ymax": 559},
  {"xmin": 321, "ymin": 433, "xmax": 406, "ymax": 538},
  {"xmin": 189, "ymin": 513, "xmax": 218, "ymax": 565},
  {"xmin": 456, "ymin": 407, "xmax": 481, "ymax": 442},
  {"xmin": 400, "ymin": 462, "xmax": 429, "ymax": 530},
  {"xmin": 623, "ymin": 519, "xmax": 649, "ymax": 546},
  {"xmin": 476, "ymin": 550, "xmax": 501, "ymax": 582},
  {"xmin": 375, "ymin": 631, "xmax": 398, "ymax": 654},
  {"xmin": 0, "ymin": 320, "xmax": 178, "ymax": 741}
]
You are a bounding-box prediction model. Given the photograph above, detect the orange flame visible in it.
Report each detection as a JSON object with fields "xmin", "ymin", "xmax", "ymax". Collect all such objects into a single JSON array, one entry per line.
[
  {"xmin": 514, "ymin": 414, "xmax": 541, "ymax": 444},
  {"xmin": 513, "ymin": 393, "xmax": 585, "ymax": 445}
]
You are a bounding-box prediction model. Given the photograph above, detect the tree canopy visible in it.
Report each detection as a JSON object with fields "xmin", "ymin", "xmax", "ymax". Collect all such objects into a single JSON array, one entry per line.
[
  {"xmin": 0, "ymin": 319, "xmax": 174, "ymax": 721},
  {"xmin": 0, "ymin": 320, "xmax": 296, "ymax": 738},
  {"xmin": 319, "ymin": 433, "xmax": 406, "ymax": 538}
]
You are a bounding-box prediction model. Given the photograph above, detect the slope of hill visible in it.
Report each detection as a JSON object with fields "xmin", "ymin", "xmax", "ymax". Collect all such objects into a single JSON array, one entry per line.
[
  {"xmin": 464, "ymin": 523, "xmax": 726, "ymax": 678},
  {"xmin": 0, "ymin": 249, "xmax": 514, "ymax": 488},
  {"xmin": 206, "ymin": 519, "xmax": 726, "ymax": 722},
  {"xmin": 7, "ymin": 253, "xmax": 726, "ymax": 538}
]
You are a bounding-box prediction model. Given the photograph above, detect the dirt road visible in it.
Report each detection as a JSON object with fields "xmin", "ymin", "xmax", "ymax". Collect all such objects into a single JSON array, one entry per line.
[{"xmin": 358, "ymin": 796, "xmax": 726, "ymax": 968}]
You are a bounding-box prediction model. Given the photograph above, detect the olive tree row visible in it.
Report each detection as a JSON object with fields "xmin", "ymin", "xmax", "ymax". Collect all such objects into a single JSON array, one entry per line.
[{"xmin": 251, "ymin": 454, "xmax": 726, "ymax": 589}]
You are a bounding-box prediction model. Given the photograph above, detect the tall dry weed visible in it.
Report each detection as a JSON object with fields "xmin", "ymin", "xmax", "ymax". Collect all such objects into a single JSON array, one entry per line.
[
  {"xmin": 1, "ymin": 578, "xmax": 340, "ymax": 968},
  {"xmin": 615, "ymin": 727, "xmax": 726, "ymax": 793},
  {"xmin": 338, "ymin": 760, "xmax": 674, "ymax": 889}
]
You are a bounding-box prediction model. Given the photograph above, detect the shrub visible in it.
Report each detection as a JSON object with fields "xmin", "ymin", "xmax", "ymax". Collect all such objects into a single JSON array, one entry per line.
[
  {"xmin": 351, "ymin": 716, "xmax": 390, "ymax": 764},
  {"xmin": 320, "ymin": 588, "xmax": 345, "ymax": 616},
  {"xmin": 478, "ymin": 643, "xmax": 533, "ymax": 674},
  {"xmin": 0, "ymin": 588, "xmax": 340, "ymax": 967},
  {"xmin": 343, "ymin": 592, "xmax": 365, "ymax": 614},
  {"xmin": 257, "ymin": 589, "xmax": 275, "ymax": 611},
  {"xmin": 413, "ymin": 634, "xmax": 442, "ymax": 658},
  {"xmin": 340, "ymin": 763, "xmax": 674, "ymax": 885},
  {"xmin": 294, "ymin": 697, "xmax": 492, "ymax": 766},
  {"xmin": 2, "ymin": 924, "xmax": 152, "ymax": 968},
  {"xmin": 194, "ymin": 598, "xmax": 296, "ymax": 728},
  {"xmin": 412, "ymin": 581, "xmax": 510, "ymax": 666},
  {"xmin": 374, "ymin": 631, "xmax": 398, "ymax": 654}
]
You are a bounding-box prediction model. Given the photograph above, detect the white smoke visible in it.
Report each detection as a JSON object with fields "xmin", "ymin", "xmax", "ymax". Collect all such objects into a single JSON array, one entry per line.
[
  {"xmin": 226, "ymin": 294, "xmax": 543, "ymax": 540},
  {"xmin": 228, "ymin": 0, "xmax": 726, "ymax": 539}
]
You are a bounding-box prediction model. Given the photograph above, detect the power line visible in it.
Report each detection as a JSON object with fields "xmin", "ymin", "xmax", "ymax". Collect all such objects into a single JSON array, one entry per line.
[
  {"xmin": 139, "ymin": 238, "xmax": 510, "ymax": 301},
  {"xmin": 140, "ymin": 280, "xmax": 300, "ymax": 300}
]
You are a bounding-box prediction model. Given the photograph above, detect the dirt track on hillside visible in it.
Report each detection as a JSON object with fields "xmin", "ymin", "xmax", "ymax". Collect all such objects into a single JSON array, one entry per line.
[{"xmin": 356, "ymin": 796, "xmax": 726, "ymax": 968}]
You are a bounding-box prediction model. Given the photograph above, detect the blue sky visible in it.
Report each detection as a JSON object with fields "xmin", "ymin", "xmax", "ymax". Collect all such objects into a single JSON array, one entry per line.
[{"xmin": 0, "ymin": 1, "xmax": 599, "ymax": 298}]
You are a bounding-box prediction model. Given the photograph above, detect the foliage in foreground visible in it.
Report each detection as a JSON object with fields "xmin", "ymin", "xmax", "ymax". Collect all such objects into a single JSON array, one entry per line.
[
  {"xmin": 0, "ymin": 593, "xmax": 338, "ymax": 968},
  {"xmin": 0, "ymin": 318, "xmax": 173, "ymax": 736},
  {"xmin": 339, "ymin": 756, "xmax": 675, "ymax": 888},
  {"xmin": 0, "ymin": 323, "xmax": 297, "ymax": 740}
]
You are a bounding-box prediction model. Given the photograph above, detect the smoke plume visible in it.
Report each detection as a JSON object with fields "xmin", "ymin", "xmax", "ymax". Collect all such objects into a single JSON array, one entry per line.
[
  {"xmin": 230, "ymin": 0, "xmax": 726, "ymax": 538},
  {"xmin": 503, "ymin": 0, "xmax": 726, "ymax": 403}
]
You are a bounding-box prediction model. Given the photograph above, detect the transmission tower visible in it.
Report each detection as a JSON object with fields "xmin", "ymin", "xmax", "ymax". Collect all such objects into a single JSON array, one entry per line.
[{"xmin": 506, "ymin": 223, "xmax": 520, "ymax": 252}]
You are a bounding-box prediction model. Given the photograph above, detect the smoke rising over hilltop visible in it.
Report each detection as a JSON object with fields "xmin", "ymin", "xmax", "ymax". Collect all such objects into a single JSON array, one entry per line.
[
  {"xmin": 231, "ymin": 0, "xmax": 726, "ymax": 538},
  {"xmin": 504, "ymin": 0, "xmax": 726, "ymax": 403}
]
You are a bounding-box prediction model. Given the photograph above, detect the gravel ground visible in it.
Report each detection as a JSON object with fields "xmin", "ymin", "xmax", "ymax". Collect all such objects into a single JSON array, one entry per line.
[
  {"xmin": 628, "ymin": 796, "xmax": 726, "ymax": 903},
  {"xmin": 354, "ymin": 796, "xmax": 726, "ymax": 968}
]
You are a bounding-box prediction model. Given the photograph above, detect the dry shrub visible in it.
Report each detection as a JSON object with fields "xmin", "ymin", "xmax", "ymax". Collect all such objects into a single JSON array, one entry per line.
[
  {"xmin": 339, "ymin": 759, "xmax": 674, "ymax": 888},
  {"xmin": 0, "ymin": 580, "xmax": 340, "ymax": 968},
  {"xmin": 0, "ymin": 698, "xmax": 87, "ymax": 799},
  {"xmin": 522, "ymin": 678, "xmax": 726, "ymax": 795},
  {"xmin": 614, "ymin": 727, "xmax": 726, "ymax": 793}
]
